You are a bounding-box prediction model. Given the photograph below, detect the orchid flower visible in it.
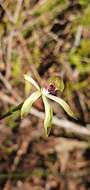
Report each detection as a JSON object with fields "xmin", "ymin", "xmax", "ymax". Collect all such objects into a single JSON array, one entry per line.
[{"xmin": 21, "ymin": 75, "xmax": 76, "ymax": 136}]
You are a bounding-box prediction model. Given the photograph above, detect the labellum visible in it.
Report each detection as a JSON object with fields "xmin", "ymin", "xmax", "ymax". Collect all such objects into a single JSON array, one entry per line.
[{"xmin": 46, "ymin": 84, "xmax": 57, "ymax": 96}]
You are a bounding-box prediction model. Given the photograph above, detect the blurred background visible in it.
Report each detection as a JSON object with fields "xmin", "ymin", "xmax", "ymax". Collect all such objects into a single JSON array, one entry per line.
[{"xmin": 0, "ymin": 0, "xmax": 90, "ymax": 189}]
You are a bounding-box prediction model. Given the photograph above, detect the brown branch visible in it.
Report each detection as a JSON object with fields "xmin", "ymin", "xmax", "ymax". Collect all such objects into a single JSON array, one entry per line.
[
  {"xmin": 16, "ymin": 32, "xmax": 42, "ymax": 85},
  {"xmin": 0, "ymin": 95, "xmax": 90, "ymax": 141},
  {"xmin": 30, "ymin": 107, "xmax": 90, "ymax": 141}
]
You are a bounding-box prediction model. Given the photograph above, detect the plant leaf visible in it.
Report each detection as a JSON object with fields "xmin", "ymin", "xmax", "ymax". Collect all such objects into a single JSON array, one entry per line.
[
  {"xmin": 42, "ymin": 95, "xmax": 53, "ymax": 136},
  {"xmin": 21, "ymin": 91, "xmax": 41, "ymax": 118},
  {"xmin": 24, "ymin": 74, "xmax": 40, "ymax": 90},
  {"xmin": 46, "ymin": 94, "xmax": 76, "ymax": 119}
]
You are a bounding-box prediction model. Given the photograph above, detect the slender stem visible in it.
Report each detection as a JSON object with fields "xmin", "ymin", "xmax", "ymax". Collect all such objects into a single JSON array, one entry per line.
[{"xmin": 0, "ymin": 102, "xmax": 23, "ymax": 120}]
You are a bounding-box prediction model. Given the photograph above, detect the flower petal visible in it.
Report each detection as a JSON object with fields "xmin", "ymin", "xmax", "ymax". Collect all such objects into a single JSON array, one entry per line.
[
  {"xmin": 46, "ymin": 94, "xmax": 76, "ymax": 119},
  {"xmin": 24, "ymin": 74, "xmax": 40, "ymax": 90},
  {"xmin": 21, "ymin": 91, "xmax": 41, "ymax": 117},
  {"xmin": 42, "ymin": 95, "xmax": 53, "ymax": 136}
]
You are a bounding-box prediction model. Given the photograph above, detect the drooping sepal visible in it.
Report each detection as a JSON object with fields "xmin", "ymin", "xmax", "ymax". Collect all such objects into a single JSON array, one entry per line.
[
  {"xmin": 21, "ymin": 91, "xmax": 41, "ymax": 118},
  {"xmin": 42, "ymin": 95, "xmax": 53, "ymax": 136},
  {"xmin": 46, "ymin": 93, "xmax": 76, "ymax": 119}
]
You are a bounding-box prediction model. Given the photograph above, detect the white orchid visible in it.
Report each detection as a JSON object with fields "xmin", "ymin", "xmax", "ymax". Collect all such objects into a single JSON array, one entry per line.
[{"xmin": 21, "ymin": 75, "xmax": 76, "ymax": 136}]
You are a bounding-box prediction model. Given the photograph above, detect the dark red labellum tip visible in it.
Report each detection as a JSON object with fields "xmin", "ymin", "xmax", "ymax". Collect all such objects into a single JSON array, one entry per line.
[{"xmin": 47, "ymin": 84, "xmax": 57, "ymax": 96}]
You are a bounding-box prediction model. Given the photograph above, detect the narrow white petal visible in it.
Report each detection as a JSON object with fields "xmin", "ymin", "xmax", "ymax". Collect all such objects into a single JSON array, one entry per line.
[{"xmin": 24, "ymin": 74, "xmax": 40, "ymax": 90}]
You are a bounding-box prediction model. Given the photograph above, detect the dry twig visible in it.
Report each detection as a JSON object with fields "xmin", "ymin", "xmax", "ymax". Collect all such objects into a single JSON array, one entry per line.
[{"xmin": 0, "ymin": 94, "xmax": 90, "ymax": 141}]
